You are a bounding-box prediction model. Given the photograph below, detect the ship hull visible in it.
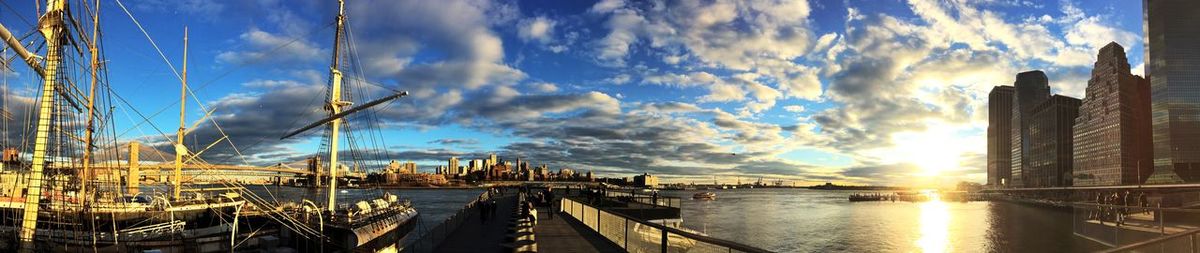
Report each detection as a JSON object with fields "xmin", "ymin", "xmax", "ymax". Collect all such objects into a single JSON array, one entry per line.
[{"xmin": 329, "ymin": 207, "xmax": 419, "ymax": 251}]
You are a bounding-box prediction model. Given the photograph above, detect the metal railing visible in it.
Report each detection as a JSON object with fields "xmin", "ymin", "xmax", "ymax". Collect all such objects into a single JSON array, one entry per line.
[
  {"xmin": 561, "ymin": 197, "xmax": 771, "ymax": 253},
  {"xmin": 603, "ymin": 191, "xmax": 681, "ymax": 208},
  {"xmin": 402, "ymin": 191, "xmax": 495, "ymax": 253},
  {"xmin": 1072, "ymin": 202, "xmax": 1200, "ymax": 250}
]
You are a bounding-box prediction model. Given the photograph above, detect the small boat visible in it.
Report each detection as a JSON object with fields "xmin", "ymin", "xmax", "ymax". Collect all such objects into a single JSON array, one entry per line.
[{"xmin": 693, "ymin": 192, "xmax": 717, "ymax": 200}]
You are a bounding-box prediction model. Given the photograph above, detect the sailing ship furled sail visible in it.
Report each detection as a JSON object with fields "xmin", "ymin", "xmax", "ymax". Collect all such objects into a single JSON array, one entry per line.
[
  {"xmin": 276, "ymin": 0, "xmax": 419, "ymax": 251},
  {"xmin": 0, "ymin": 0, "xmax": 418, "ymax": 252}
]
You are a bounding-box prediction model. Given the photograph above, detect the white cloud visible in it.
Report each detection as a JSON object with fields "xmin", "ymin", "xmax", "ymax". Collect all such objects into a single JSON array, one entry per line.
[
  {"xmin": 595, "ymin": 9, "xmax": 645, "ymax": 66},
  {"xmin": 1064, "ymin": 17, "xmax": 1140, "ymax": 52},
  {"xmin": 1132, "ymin": 62, "xmax": 1145, "ymax": 77},
  {"xmin": 348, "ymin": 0, "xmax": 526, "ymax": 89},
  {"xmin": 784, "ymin": 105, "xmax": 805, "ymax": 113},
  {"xmin": 590, "ymin": 0, "xmax": 625, "ymax": 14},
  {"xmin": 518, "ymin": 17, "xmax": 557, "ymax": 43},
  {"xmin": 215, "ymin": 28, "xmax": 323, "ymax": 65},
  {"xmin": 604, "ymin": 74, "xmax": 632, "ymax": 85},
  {"xmin": 700, "ymin": 83, "xmax": 745, "ymax": 102},
  {"xmin": 533, "ymin": 82, "xmax": 560, "ymax": 93}
]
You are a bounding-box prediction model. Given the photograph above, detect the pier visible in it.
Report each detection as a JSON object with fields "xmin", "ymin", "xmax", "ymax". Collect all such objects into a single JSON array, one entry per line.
[{"xmin": 404, "ymin": 185, "xmax": 769, "ymax": 253}]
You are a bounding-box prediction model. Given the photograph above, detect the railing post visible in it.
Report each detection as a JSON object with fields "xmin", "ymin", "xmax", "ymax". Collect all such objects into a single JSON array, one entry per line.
[
  {"xmin": 1161, "ymin": 208, "xmax": 1166, "ymax": 235},
  {"xmin": 624, "ymin": 218, "xmax": 629, "ymax": 249},
  {"xmin": 597, "ymin": 209, "xmax": 602, "ymax": 233},
  {"xmin": 661, "ymin": 227, "xmax": 669, "ymax": 253},
  {"xmin": 1191, "ymin": 233, "xmax": 1196, "ymax": 253}
]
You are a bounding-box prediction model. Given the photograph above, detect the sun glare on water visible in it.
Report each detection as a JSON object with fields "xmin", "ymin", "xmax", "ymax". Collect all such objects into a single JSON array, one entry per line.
[{"xmin": 917, "ymin": 192, "xmax": 950, "ymax": 253}]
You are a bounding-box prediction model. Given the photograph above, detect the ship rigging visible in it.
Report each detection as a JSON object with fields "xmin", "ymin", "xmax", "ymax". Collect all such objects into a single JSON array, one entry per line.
[{"xmin": 0, "ymin": 0, "xmax": 418, "ymax": 251}]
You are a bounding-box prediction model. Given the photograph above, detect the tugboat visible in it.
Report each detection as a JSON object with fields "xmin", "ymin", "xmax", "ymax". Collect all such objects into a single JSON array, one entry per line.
[{"xmin": 693, "ymin": 192, "xmax": 717, "ymax": 200}]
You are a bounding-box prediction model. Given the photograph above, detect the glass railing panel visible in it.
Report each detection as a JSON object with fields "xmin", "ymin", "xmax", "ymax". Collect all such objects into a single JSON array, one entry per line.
[
  {"xmin": 599, "ymin": 211, "xmax": 627, "ymax": 248},
  {"xmin": 584, "ymin": 205, "xmax": 598, "ymax": 229},
  {"xmin": 627, "ymin": 221, "xmax": 663, "ymax": 253},
  {"xmin": 570, "ymin": 200, "xmax": 579, "ymax": 217}
]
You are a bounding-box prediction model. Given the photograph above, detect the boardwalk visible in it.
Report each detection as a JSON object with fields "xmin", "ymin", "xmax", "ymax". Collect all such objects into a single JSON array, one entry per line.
[
  {"xmin": 534, "ymin": 199, "xmax": 624, "ymax": 253},
  {"xmin": 435, "ymin": 195, "xmax": 517, "ymax": 253}
]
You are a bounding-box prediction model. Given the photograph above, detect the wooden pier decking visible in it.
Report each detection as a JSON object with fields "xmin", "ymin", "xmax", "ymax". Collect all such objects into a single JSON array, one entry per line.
[
  {"xmin": 434, "ymin": 195, "xmax": 517, "ymax": 253},
  {"xmin": 433, "ymin": 192, "xmax": 621, "ymax": 253},
  {"xmin": 534, "ymin": 200, "xmax": 623, "ymax": 253}
]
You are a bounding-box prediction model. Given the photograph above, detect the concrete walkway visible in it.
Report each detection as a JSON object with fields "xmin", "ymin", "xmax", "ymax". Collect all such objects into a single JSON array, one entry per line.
[
  {"xmin": 534, "ymin": 199, "xmax": 624, "ymax": 253},
  {"xmin": 435, "ymin": 195, "xmax": 517, "ymax": 253}
]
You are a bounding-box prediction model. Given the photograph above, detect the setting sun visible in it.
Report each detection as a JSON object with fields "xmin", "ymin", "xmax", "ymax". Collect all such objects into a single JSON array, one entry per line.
[{"xmin": 870, "ymin": 121, "xmax": 983, "ymax": 178}]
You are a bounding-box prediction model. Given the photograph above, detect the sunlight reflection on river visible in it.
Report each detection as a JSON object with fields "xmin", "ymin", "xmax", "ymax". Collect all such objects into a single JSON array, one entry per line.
[
  {"xmin": 917, "ymin": 193, "xmax": 949, "ymax": 253},
  {"xmin": 662, "ymin": 188, "xmax": 1103, "ymax": 252}
]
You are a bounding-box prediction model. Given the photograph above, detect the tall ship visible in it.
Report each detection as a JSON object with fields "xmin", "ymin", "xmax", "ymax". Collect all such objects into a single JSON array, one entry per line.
[{"xmin": 0, "ymin": 0, "xmax": 417, "ymax": 252}]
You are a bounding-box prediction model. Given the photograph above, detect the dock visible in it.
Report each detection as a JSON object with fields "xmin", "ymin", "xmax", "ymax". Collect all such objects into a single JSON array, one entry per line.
[
  {"xmin": 531, "ymin": 201, "xmax": 623, "ymax": 253},
  {"xmin": 432, "ymin": 194, "xmax": 519, "ymax": 252},
  {"xmin": 405, "ymin": 185, "xmax": 771, "ymax": 253}
]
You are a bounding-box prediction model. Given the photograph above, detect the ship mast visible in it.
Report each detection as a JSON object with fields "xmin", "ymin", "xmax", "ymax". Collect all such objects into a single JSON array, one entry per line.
[
  {"xmin": 174, "ymin": 27, "xmax": 189, "ymax": 200},
  {"xmin": 19, "ymin": 0, "xmax": 66, "ymax": 251},
  {"xmin": 81, "ymin": 0, "xmax": 102, "ymax": 205},
  {"xmin": 327, "ymin": 0, "xmax": 347, "ymax": 212}
]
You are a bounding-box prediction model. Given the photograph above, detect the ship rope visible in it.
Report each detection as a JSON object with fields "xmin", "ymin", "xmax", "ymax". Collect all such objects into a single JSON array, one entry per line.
[
  {"xmin": 0, "ymin": 0, "xmax": 408, "ymax": 248},
  {"xmin": 105, "ymin": 0, "xmax": 328, "ymax": 240}
]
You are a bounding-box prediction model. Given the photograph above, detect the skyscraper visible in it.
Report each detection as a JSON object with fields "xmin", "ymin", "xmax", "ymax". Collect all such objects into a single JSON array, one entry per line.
[
  {"xmin": 470, "ymin": 159, "xmax": 483, "ymax": 173},
  {"xmin": 449, "ymin": 157, "xmax": 460, "ymax": 175},
  {"xmin": 1145, "ymin": 0, "xmax": 1200, "ymax": 183},
  {"xmin": 1072, "ymin": 43, "xmax": 1153, "ymax": 186},
  {"xmin": 1010, "ymin": 70, "xmax": 1051, "ymax": 188},
  {"xmin": 1025, "ymin": 95, "xmax": 1081, "ymax": 187},
  {"xmin": 488, "ymin": 153, "xmax": 498, "ymax": 170},
  {"xmin": 988, "ymin": 85, "xmax": 1015, "ymax": 187}
]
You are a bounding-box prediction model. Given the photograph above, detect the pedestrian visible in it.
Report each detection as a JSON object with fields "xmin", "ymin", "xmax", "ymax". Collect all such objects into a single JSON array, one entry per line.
[
  {"xmin": 547, "ymin": 188, "xmax": 556, "ymax": 220},
  {"xmin": 491, "ymin": 199, "xmax": 499, "ymax": 217},
  {"xmin": 479, "ymin": 200, "xmax": 488, "ymax": 224},
  {"xmin": 524, "ymin": 201, "xmax": 538, "ymax": 225}
]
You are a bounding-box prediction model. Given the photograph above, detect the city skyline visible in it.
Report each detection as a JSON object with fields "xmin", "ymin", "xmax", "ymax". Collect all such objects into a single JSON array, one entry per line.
[
  {"xmin": 0, "ymin": 0, "xmax": 1148, "ymax": 186},
  {"xmin": 988, "ymin": 0, "xmax": 1200, "ymax": 188}
]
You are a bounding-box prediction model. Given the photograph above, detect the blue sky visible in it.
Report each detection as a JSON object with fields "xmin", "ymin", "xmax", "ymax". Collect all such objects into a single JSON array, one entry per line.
[{"xmin": 0, "ymin": 0, "xmax": 1146, "ymax": 186}]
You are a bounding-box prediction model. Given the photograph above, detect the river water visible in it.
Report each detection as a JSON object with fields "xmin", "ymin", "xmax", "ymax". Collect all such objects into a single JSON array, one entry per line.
[
  {"xmin": 660, "ymin": 188, "xmax": 1107, "ymax": 253},
  {"xmin": 156, "ymin": 186, "xmax": 1106, "ymax": 252}
]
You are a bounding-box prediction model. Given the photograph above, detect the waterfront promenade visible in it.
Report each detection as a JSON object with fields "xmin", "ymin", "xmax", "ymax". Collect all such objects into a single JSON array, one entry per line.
[
  {"xmin": 434, "ymin": 195, "xmax": 516, "ymax": 252},
  {"xmin": 433, "ymin": 190, "xmax": 620, "ymax": 252},
  {"xmin": 533, "ymin": 202, "xmax": 623, "ymax": 253}
]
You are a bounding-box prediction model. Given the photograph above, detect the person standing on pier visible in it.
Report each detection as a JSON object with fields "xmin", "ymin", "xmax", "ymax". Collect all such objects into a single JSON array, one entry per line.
[
  {"xmin": 491, "ymin": 199, "xmax": 499, "ymax": 218},
  {"xmin": 546, "ymin": 188, "xmax": 555, "ymax": 220},
  {"xmin": 479, "ymin": 200, "xmax": 488, "ymax": 224},
  {"xmin": 1138, "ymin": 192, "xmax": 1148, "ymax": 214}
]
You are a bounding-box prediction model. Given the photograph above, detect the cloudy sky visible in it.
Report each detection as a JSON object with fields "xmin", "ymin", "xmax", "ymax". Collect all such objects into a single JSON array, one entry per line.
[{"xmin": 0, "ymin": 0, "xmax": 1145, "ymax": 186}]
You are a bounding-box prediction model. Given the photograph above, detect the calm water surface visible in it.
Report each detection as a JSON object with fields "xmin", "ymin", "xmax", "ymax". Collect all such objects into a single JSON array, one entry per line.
[{"xmin": 660, "ymin": 188, "xmax": 1106, "ymax": 253}]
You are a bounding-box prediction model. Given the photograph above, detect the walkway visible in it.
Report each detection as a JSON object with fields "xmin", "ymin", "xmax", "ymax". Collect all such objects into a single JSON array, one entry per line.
[
  {"xmin": 435, "ymin": 195, "xmax": 517, "ymax": 253},
  {"xmin": 534, "ymin": 198, "xmax": 624, "ymax": 253}
]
